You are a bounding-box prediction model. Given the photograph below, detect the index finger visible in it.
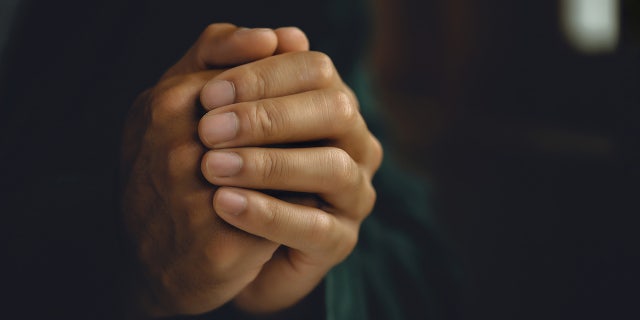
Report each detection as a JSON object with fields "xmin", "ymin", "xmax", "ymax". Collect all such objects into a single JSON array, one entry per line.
[{"xmin": 199, "ymin": 51, "xmax": 339, "ymax": 110}]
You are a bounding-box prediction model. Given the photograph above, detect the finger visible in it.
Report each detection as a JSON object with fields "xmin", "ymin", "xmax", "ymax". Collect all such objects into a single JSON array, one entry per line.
[
  {"xmin": 202, "ymin": 147, "xmax": 376, "ymax": 220},
  {"xmin": 202, "ymin": 219, "xmax": 280, "ymax": 278},
  {"xmin": 232, "ymin": 247, "xmax": 328, "ymax": 314},
  {"xmin": 274, "ymin": 27, "xmax": 310, "ymax": 53},
  {"xmin": 181, "ymin": 189, "xmax": 280, "ymax": 277},
  {"xmin": 198, "ymin": 88, "xmax": 359, "ymax": 147},
  {"xmin": 197, "ymin": 87, "xmax": 382, "ymax": 174},
  {"xmin": 200, "ymin": 51, "xmax": 338, "ymax": 110},
  {"xmin": 212, "ymin": 187, "xmax": 357, "ymax": 254},
  {"xmin": 163, "ymin": 23, "xmax": 278, "ymax": 79},
  {"xmin": 350, "ymin": 132, "xmax": 384, "ymax": 177}
]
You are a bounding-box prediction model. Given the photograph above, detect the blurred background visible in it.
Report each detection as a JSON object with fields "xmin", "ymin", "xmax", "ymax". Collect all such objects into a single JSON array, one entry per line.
[
  {"xmin": 373, "ymin": 0, "xmax": 639, "ymax": 319},
  {"xmin": 1, "ymin": 0, "xmax": 638, "ymax": 319}
]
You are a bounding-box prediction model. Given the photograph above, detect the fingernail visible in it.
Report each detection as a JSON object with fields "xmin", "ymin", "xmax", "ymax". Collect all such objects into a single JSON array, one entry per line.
[
  {"xmin": 200, "ymin": 112, "xmax": 238, "ymax": 146},
  {"xmin": 201, "ymin": 80, "xmax": 235, "ymax": 110},
  {"xmin": 216, "ymin": 189, "xmax": 247, "ymax": 216},
  {"xmin": 206, "ymin": 151, "xmax": 243, "ymax": 177},
  {"xmin": 235, "ymin": 27, "xmax": 272, "ymax": 37}
]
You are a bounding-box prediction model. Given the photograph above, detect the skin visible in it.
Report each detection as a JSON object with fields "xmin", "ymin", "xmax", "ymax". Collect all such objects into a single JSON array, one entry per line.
[{"xmin": 120, "ymin": 23, "xmax": 382, "ymax": 318}]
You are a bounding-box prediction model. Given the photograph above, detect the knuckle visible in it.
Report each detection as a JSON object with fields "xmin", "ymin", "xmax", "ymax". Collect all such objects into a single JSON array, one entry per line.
[
  {"xmin": 150, "ymin": 79, "xmax": 197, "ymax": 125},
  {"xmin": 331, "ymin": 89, "xmax": 359, "ymax": 128},
  {"xmin": 258, "ymin": 150, "xmax": 287, "ymax": 184},
  {"xmin": 260, "ymin": 198, "xmax": 281, "ymax": 230},
  {"xmin": 150, "ymin": 89, "xmax": 181, "ymax": 123},
  {"xmin": 308, "ymin": 214, "xmax": 358, "ymax": 261},
  {"xmin": 327, "ymin": 148, "xmax": 359, "ymax": 189},
  {"xmin": 250, "ymin": 99, "xmax": 284, "ymax": 139},
  {"xmin": 306, "ymin": 51, "xmax": 335, "ymax": 84},
  {"xmin": 238, "ymin": 67, "xmax": 270, "ymax": 100},
  {"xmin": 166, "ymin": 142, "xmax": 202, "ymax": 181},
  {"xmin": 203, "ymin": 239, "xmax": 238, "ymax": 275},
  {"xmin": 319, "ymin": 88, "xmax": 360, "ymax": 136},
  {"xmin": 307, "ymin": 213, "xmax": 335, "ymax": 247}
]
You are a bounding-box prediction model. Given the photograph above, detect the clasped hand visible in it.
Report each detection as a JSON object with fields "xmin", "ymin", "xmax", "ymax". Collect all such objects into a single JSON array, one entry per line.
[{"xmin": 120, "ymin": 23, "xmax": 382, "ymax": 317}]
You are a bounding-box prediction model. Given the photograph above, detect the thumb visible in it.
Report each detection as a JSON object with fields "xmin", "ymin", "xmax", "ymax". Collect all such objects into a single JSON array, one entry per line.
[{"xmin": 162, "ymin": 23, "xmax": 278, "ymax": 80}]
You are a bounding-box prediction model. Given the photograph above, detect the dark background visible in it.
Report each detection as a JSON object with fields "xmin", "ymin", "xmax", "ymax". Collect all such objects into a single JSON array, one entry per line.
[
  {"xmin": 373, "ymin": 0, "xmax": 639, "ymax": 319},
  {"xmin": 1, "ymin": 0, "xmax": 639, "ymax": 319}
]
